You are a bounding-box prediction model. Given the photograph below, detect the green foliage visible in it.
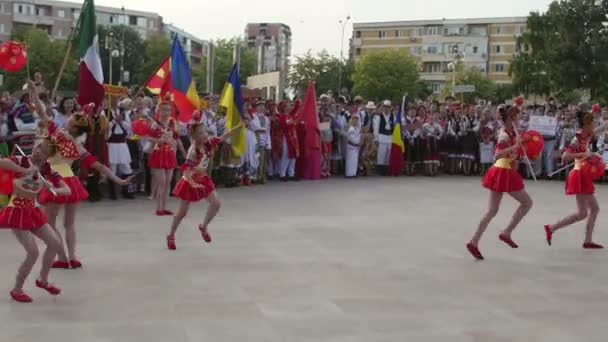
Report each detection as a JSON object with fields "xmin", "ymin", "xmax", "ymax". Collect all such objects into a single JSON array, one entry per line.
[
  {"xmin": 352, "ymin": 49, "xmax": 422, "ymax": 103},
  {"xmin": 136, "ymin": 34, "xmax": 171, "ymax": 87},
  {"xmin": 511, "ymin": 0, "xmax": 608, "ymax": 100},
  {"xmin": 198, "ymin": 38, "xmax": 256, "ymax": 94},
  {"xmin": 97, "ymin": 25, "xmax": 145, "ymax": 86},
  {"xmin": 441, "ymin": 65, "xmax": 496, "ymax": 103},
  {"xmin": 3, "ymin": 27, "xmax": 78, "ymax": 93},
  {"xmin": 288, "ymin": 50, "xmax": 352, "ymax": 97},
  {"xmin": 492, "ymin": 83, "xmax": 516, "ymax": 104}
]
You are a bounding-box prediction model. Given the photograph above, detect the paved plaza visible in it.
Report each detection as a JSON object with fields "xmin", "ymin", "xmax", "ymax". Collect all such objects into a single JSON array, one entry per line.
[{"xmin": 1, "ymin": 177, "xmax": 608, "ymax": 341}]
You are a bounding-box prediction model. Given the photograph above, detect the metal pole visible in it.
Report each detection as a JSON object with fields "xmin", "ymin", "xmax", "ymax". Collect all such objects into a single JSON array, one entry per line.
[
  {"xmin": 119, "ymin": 6, "xmax": 125, "ymax": 86},
  {"xmin": 233, "ymin": 42, "xmax": 241, "ymax": 74},
  {"xmin": 338, "ymin": 16, "xmax": 350, "ymax": 96},
  {"xmin": 108, "ymin": 33, "xmax": 113, "ymax": 85},
  {"xmin": 206, "ymin": 42, "xmax": 214, "ymax": 94}
]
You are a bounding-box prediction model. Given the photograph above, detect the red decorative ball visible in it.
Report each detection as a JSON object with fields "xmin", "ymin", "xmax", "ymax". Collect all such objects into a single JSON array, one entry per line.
[
  {"xmin": 0, "ymin": 41, "xmax": 27, "ymax": 72},
  {"xmin": 520, "ymin": 130, "xmax": 544, "ymax": 159},
  {"xmin": 131, "ymin": 118, "xmax": 151, "ymax": 136},
  {"xmin": 592, "ymin": 104, "xmax": 601, "ymax": 113},
  {"xmin": 580, "ymin": 155, "xmax": 606, "ymax": 180},
  {"xmin": 514, "ymin": 97, "xmax": 524, "ymax": 106}
]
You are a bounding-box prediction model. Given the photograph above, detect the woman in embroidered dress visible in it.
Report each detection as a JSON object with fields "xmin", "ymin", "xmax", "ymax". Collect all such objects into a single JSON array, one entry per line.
[
  {"xmin": 544, "ymin": 111, "xmax": 608, "ymax": 249},
  {"xmin": 147, "ymin": 101, "xmax": 186, "ymax": 216},
  {"xmin": 38, "ymin": 104, "xmax": 132, "ymax": 269},
  {"xmin": 0, "ymin": 141, "xmax": 70, "ymax": 302},
  {"xmin": 166, "ymin": 113, "xmax": 241, "ymax": 250},
  {"xmin": 466, "ymin": 107, "xmax": 535, "ymax": 260}
]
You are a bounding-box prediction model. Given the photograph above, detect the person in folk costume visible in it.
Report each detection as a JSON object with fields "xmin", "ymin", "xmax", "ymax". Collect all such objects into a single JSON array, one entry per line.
[
  {"xmin": 336, "ymin": 96, "xmax": 351, "ymax": 169},
  {"xmin": 319, "ymin": 103, "xmax": 334, "ymax": 178},
  {"xmin": 557, "ymin": 108, "xmax": 577, "ymax": 179},
  {"xmin": 266, "ymin": 100, "xmax": 281, "ymax": 179},
  {"xmin": 467, "ymin": 107, "xmax": 534, "ymax": 260},
  {"xmin": 328, "ymin": 101, "xmax": 343, "ymax": 175},
  {"xmin": 421, "ymin": 112, "xmax": 444, "ymax": 176},
  {"xmin": 344, "ymin": 114, "xmax": 361, "ymax": 178},
  {"xmin": 240, "ymin": 110, "xmax": 259, "ymax": 186},
  {"xmin": 372, "ymin": 100, "xmax": 395, "ymax": 176},
  {"xmin": 106, "ymin": 103, "xmax": 135, "ymax": 200},
  {"xmin": 276, "ymin": 100, "xmax": 301, "ymax": 181},
  {"xmin": 404, "ymin": 106, "xmax": 422, "ymax": 176},
  {"xmin": 252, "ymin": 100, "xmax": 270, "ymax": 184},
  {"xmin": 476, "ymin": 107, "xmax": 498, "ymax": 175},
  {"xmin": 147, "ymin": 99, "xmax": 186, "ymax": 215},
  {"xmin": 437, "ymin": 105, "xmax": 450, "ymax": 170},
  {"xmin": 458, "ymin": 106, "xmax": 477, "ymax": 176},
  {"xmin": 444, "ymin": 108, "xmax": 461, "ymax": 174},
  {"xmin": 166, "ymin": 112, "xmax": 242, "ymax": 250},
  {"xmin": 80, "ymin": 102, "xmax": 109, "ymax": 202},
  {"xmin": 0, "ymin": 141, "xmax": 71, "ymax": 302},
  {"xmin": 597, "ymin": 107, "xmax": 608, "ymax": 181},
  {"xmin": 544, "ymin": 111, "xmax": 608, "ymax": 249},
  {"xmin": 37, "ymin": 104, "xmax": 131, "ymax": 269},
  {"xmin": 217, "ymin": 107, "xmax": 240, "ymax": 188}
]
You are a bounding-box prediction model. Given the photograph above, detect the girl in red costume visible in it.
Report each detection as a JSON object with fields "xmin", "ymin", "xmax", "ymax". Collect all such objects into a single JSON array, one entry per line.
[
  {"xmin": 166, "ymin": 112, "xmax": 241, "ymax": 250},
  {"xmin": 0, "ymin": 141, "xmax": 71, "ymax": 302},
  {"xmin": 544, "ymin": 111, "xmax": 608, "ymax": 249},
  {"xmin": 38, "ymin": 104, "xmax": 131, "ymax": 269},
  {"xmin": 467, "ymin": 106, "xmax": 534, "ymax": 260},
  {"xmin": 148, "ymin": 101, "xmax": 186, "ymax": 216}
]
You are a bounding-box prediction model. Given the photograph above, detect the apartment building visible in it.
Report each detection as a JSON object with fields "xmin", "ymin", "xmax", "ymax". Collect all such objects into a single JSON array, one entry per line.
[
  {"xmin": 350, "ymin": 17, "xmax": 527, "ymax": 93},
  {"xmin": 0, "ymin": 0, "xmax": 206, "ymax": 67},
  {"xmin": 165, "ymin": 24, "xmax": 209, "ymax": 68}
]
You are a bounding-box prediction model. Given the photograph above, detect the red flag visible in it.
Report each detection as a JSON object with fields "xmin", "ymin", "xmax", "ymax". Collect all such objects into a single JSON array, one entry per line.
[{"xmin": 300, "ymin": 81, "xmax": 320, "ymax": 156}]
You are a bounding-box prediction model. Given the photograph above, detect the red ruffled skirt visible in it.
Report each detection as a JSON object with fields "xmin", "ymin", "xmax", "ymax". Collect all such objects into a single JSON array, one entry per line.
[
  {"xmin": 565, "ymin": 169, "xmax": 595, "ymax": 195},
  {"xmin": 172, "ymin": 175, "xmax": 215, "ymax": 202},
  {"xmin": 148, "ymin": 144, "xmax": 177, "ymax": 169},
  {"xmin": 39, "ymin": 176, "xmax": 88, "ymax": 205},
  {"xmin": 0, "ymin": 199, "xmax": 48, "ymax": 230},
  {"xmin": 482, "ymin": 166, "xmax": 524, "ymax": 193}
]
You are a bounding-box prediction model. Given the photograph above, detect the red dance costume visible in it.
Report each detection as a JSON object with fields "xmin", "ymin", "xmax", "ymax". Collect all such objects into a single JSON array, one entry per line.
[
  {"xmin": 0, "ymin": 157, "xmax": 60, "ymax": 230},
  {"xmin": 565, "ymin": 131, "xmax": 594, "ymax": 195},
  {"xmin": 482, "ymin": 129, "xmax": 524, "ymax": 193},
  {"xmin": 38, "ymin": 123, "xmax": 97, "ymax": 204},
  {"xmin": 173, "ymin": 138, "xmax": 221, "ymax": 202},
  {"xmin": 148, "ymin": 119, "xmax": 178, "ymax": 169}
]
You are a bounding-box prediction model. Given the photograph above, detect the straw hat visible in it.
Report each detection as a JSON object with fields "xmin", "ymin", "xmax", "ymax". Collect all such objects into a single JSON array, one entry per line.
[
  {"xmin": 365, "ymin": 101, "xmax": 377, "ymax": 110},
  {"xmin": 382, "ymin": 100, "xmax": 392, "ymax": 107}
]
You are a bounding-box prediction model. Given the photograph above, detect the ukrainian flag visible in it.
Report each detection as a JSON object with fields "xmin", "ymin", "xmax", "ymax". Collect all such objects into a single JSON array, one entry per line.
[
  {"xmin": 219, "ymin": 64, "xmax": 246, "ymax": 157},
  {"xmin": 170, "ymin": 36, "xmax": 200, "ymax": 123}
]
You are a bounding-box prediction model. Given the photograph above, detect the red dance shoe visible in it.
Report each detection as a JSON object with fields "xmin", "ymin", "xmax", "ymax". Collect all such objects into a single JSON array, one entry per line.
[
  {"xmin": 167, "ymin": 235, "xmax": 176, "ymax": 250},
  {"xmin": 156, "ymin": 210, "xmax": 174, "ymax": 216},
  {"xmin": 69, "ymin": 260, "xmax": 82, "ymax": 269},
  {"xmin": 544, "ymin": 225, "xmax": 553, "ymax": 246},
  {"xmin": 466, "ymin": 242, "xmax": 484, "ymax": 260},
  {"xmin": 499, "ymin": 234, "xmax": 519, "ymax": 248},
  {"xmin": 35, "ymin": 280, "xmax": 61, "ymax": 296},
  {"xmin": 52, "ymin": 260, "xmax": 70, "ymax": 269},
  {"xmin": 583, "ymin": 242, "xmax": 604, "ymax": 249},
  {"xmin": 10, "ymin": 290, "xmax": 32, "ymax": 303},
  {"xmin": 199, "ymin": 224, "xmax": 212, "ymax": 243}
]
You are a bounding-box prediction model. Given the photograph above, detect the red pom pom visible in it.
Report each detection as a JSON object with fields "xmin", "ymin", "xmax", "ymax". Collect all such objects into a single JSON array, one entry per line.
[
  {"xmin": 82, "ymin": 103, "xmax": 96, "ymax": 114},
  {"xmin": 580, "ymin": 155, "xmax": 606, "ymax": 180},
  {"xmin": 592, "ymin": 104, "xmax": 601, "ymax": 113},
  {"xmin": 131, "ymin": 118, "xmax": 151, "ymax": 136},
  {"xmin": 0, "ymin": 41, "xmax": 27, "ymax": 72},
  {"xmin": 519, "ymin": 130, "xmax": 544, "ymax": 159},
  {"xmin": 514, "ymin": 97, "xmax": 524, "ymax": 106}
]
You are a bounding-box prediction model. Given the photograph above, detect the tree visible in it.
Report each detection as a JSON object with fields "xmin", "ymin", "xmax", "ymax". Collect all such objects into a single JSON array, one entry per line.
[
  {"xmin": 288, "ymin": 50, "xmax": 352, "ymax": 97},
  {"xmin": 511, "ymin": 0, "xmax": 608, "ymax": 99},
  {"xmin": 492, "ymin": 83, "xmax": 516, "ymax": 104},
  {"xmin": 137, "ymin": 34, "xmax": 171, "ymax": 86},
  {"xmin": 441, "ymin": 65, "xmax": 496, "ymax": 103},
  {"xmin": 3, "ymin": 27, "xmax": 78, "ymax": 93},
  {"xmin": 198, "ymin": 38, "xmax": 256, "ymax": 94},
  {"xmin": 97, "ymin": 25, "xmax": 146, "ymax": 86},
  {"xmin": 352, "ymin": 49, "xmax": 422, "ymax": 103}
]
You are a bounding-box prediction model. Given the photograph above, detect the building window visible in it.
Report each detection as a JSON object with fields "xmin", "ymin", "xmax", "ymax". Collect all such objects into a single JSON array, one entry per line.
[
  {"xmin": 378, "ymin": 31, "xmax": 386, "ymax": 38},
  {"xmin": 35, "ymin": 7, "xmax": 44, "ymax": 16},
  {"xmin": 459, "ymin": 27, "xmax": 464, "ymax": 35},
  {"xmin": 473, "ymin": 46, "xmax": 478, "ymax": 54},
  {"xmin": 355, "ymin": 48, "xmax": 361, "ymax": 56},
  {"xmin": 495, "ymin": 64, "xmax": 505, "ymax": 72},
  {"xmin": 495, "ymin": 45, "xmax": 501, "ymax": 53},
  {"xmin": 58, "ymin": 9, "xmax": 65, "ymax": 18},
  {"xmin": 57, "ymin": 29, "xmax": 63, "ymax": 37},
  {"xmin": 0, "ymin": 24, "xmax": 5, "ymax": 34},
  {"xmin": 0, "ymin": 3, "xmax": 5, "ymax": 13},
  {"xmin": 496, "ymin": 26, "xmax": 502, "ymax": 34},
  {"xmin": 137, "ymin": 17, "xmax": 147, "ymax": 27},
  {"xmin": 355, "ymin": 31, "xmax": 361, "ymax": 38},
  {"xmin": 73, "ymin": 9, "xmax": 80, "ymax": 20},
  {"xmin": 431, "ymin": 83, "xmax": 441, "ymax": 93},
  {"xmin": 410, "ymin": 46, "xmax": 420, "ymax": 55},
  {"xmin": 519, "ymin": 26, "xmax": 525, "ymax": 34},
  {"xmin": 17, "ymin": 4, "xmax": 23, "ymax": 14},
  {"xmin": 129, "ymin": 16, "xmax": 137, "ymax": 25},
  {"xmin": 109, "ymin": 16, "xmax": 114, "ymax": 23}
]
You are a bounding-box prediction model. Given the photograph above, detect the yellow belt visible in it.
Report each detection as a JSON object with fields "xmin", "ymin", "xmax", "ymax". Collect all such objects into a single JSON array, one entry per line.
[
  {"xmin": 494, "ymin": 158, "xmax": 512, "ymax": 169},
  {"xmin": 51, "ymin": 163, "xmax": 74, "ymax": 177}
]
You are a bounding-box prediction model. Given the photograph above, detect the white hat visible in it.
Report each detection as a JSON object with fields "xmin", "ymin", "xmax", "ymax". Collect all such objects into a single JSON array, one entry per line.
[
  {"xmin": 118, "ymin": 98, "xmax": 133, "ymax": 109},
  {"xmin": 365, "ymin": 101, "xmax": 377, "ymax": 110},
  {"xmin": 382, "ymin": 100, "xmax": 392, "ymax": 107}
]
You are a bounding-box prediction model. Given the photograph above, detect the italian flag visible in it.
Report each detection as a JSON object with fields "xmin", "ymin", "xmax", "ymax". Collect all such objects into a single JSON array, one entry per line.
[{"xmin": 77, "ymin": 0, "xmax": 104, "ymax": 107}]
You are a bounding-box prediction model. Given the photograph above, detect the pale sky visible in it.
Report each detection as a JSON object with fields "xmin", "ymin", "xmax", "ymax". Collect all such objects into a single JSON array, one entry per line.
[{"xmin": 96, "ymin": 0, "xmax": 553, "ymax": 57}]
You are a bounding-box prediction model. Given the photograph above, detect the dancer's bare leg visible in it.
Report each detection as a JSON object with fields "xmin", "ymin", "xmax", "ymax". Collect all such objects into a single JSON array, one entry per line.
[
  {"xmin": 202, "ymin": 191, "xmax": 222, "ymax": 228},
  {"xmin": 501, "ymin": 190, "xmax": 533, "ymax": 237},
  {"xmin": 63, "ymin": 203, "xmax": 78, "ymax": 261},
  {"xmin": 549, "ymin": 194, "xmax": 588, "ymax": 233},
  {"xmin": 31, "ymin": 224, "xmax": 61, "ymax": 282},
  {"xmin": 470, "ymin": 191, "xmax": 503, "ymax": 245},
  {"xmin": 45, "ymin": 203, "xmax": 67, "ymax": 261},
  {"xmin": 162, "ymin": 169, "xmax": 173, "ymax": 210},
  {"xmin": 169, "ymin": 200, "xmax": 190, "ymax": 236},
  {"xmin": 584, "ymin": 195, "xmax": 600, "ymax": 244},
  {"xmin": 151, "ymin": 169, "xmax": 165, "ymax": 211},
  {"xmin": 12, "ymin": 230, "xmax": 39, "ymax": 292}
]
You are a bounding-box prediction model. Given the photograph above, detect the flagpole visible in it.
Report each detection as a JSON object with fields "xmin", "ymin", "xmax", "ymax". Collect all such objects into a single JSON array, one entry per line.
[{"xmin": 51, "ymin": 2, "xmax": 84, "ymax": 102}]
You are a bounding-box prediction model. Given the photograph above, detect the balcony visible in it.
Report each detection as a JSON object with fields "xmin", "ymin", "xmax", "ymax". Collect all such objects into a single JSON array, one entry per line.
[
  {"xmin": 13, "ymin": 14, "xmax": 54, "ymax": 26},
  {"xmin": 351, "ymin": 38, "xmax": 362, "ymax": 46},
  {"xmin": 419, "ymin": 72, "xmax": 448, "ymax": 82}
]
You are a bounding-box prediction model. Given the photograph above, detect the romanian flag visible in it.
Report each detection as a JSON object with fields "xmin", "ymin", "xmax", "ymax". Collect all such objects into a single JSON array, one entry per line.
[
  {"xmin": 219, "ymin": 64, "xmax": 246, "ymax": 157},
  {"xmin": 388, "ymin": 97, "xmax": 406, "ymax": 176},
  {"xmin": 170, "ymin": 36, "xmax": 200, "ymax": 123},
  {"xmin": 145, "ymin": 56, "xmax": 171, "ymax": 96}
]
